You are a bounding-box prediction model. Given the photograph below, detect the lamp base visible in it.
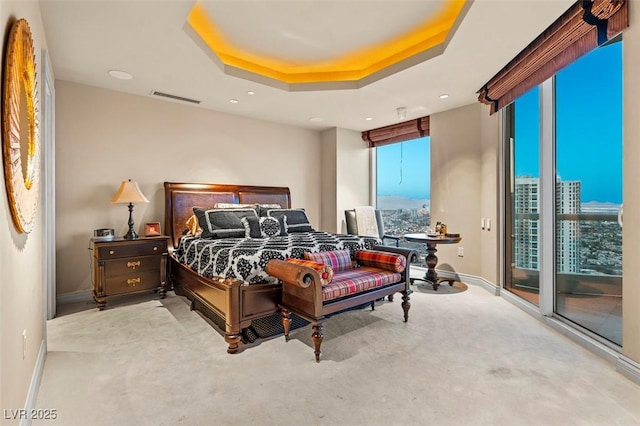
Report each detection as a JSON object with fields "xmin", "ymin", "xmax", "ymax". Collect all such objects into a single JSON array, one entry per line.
[
  {"xmin": 123, "ymin": 229, "xmax": 138, "ymax": 240},
  {"xmin": 123, "ymin": 202, "xmax": 138, "ymax": 239}
]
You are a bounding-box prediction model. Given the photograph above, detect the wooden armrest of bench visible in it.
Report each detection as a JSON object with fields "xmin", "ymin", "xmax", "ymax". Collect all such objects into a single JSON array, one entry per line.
[{"xmin": 265, "ymin": 259, "xmax": 322, "ymax": 289}]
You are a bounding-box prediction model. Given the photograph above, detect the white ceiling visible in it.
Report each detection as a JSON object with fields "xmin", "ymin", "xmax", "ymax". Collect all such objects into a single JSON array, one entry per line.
[{"xmin": 39, "ymin": 0, "xmax": 573, "ymax": 132}]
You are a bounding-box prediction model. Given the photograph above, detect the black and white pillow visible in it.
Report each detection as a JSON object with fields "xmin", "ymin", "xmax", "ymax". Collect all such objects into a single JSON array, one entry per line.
[
  {"xmin": 241, "ymin": 216, "xmax": 287, "ymax": 238},
  {"xmin": 256, "ymin": 203, "xmax": 282, "ymax": 217},
  {"xmin": 193, "ymin": 207, "xmax": 258, "ymax": 239},
  {"xmin": 214, "ymin": 202, "xmax": 258, "ymax": 211},
  {"xmin": 266, "ymin": 208, "xmax": 314, "ymax": 233}
]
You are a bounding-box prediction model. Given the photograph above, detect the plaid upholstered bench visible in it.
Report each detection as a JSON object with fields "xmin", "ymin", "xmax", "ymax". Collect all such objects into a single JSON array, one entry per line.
[{"xmin": 265, "ymin": 246, "xmax": 416, "ymax": 362}]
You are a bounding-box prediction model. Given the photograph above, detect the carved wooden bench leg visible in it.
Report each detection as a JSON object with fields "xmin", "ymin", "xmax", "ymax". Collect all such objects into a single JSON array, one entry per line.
[
  {"xmin": 370, "ymin": 301, "xmax": 375, "ymax": 310},
  {"xmin": 225, "ymin": 333, "xmax": 242, "ymax": 354},
  {"xmin": 281, "ymin": 307, "xmax": 292, "ymax": 342},
  {"xmin": 401, "ymin": 290, "xmax": 412, "ymax": 322},
  {"xmin": 312, "ymin": 322, "xmax": 324, "ymax": 363}
]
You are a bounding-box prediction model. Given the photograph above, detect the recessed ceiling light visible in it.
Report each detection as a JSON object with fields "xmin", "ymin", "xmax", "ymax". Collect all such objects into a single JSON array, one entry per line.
[
  {"xmin": 247, "ymin": 91, "xmax": 255, "ymax": 95},
  {"xmin": 365, "ymin": 117, "xmax": 373, "ymax": 121},
  {"xmin": 439, "ymin": 94, "xmax": 449, "ymax": 99},
  {"xmin": 309, "ymin": 117, "xmax": 324, "ymax": 123},
  {"xmin": 229, "ymin": 99, "xmax": 239, "ymax": 104},
  {"xmin": 108, "ymin": 70, "xmax": 133, "ymax": 80}
]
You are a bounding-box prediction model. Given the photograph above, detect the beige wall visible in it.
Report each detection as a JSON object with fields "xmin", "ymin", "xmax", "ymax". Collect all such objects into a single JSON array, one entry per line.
[
  {"xmin": 320, "ymin": 127, "xmax": 370, "ymax": 233},
  {"xmin": 55, "ymin": 81, "xmax": 322, "ymax": 296},
  {"xmin": 430, "ymin": 103, "xmax": 499, "ymax": 278},
  {"xmin": 335, "ymin": 128, "xmax": 370, "ymax": 233},
  {"xmin": 320, "ymin": 128, "xmax": 338, "ymax": 232},
  {"xmin": 479, "ymin": 109, "xmax": 501, "ymax": 285},
  {"xmin": 0, "ymin": 3, "xmax": 49, "ymax": 423}
]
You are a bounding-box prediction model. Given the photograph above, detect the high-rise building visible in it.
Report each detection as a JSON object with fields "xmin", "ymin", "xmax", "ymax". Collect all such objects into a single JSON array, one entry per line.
[
  {"xmin": 556, "ymin": 179, "xmax": 581, "ymax": 273},
  {"xmin": 514, "ymin": 177, "xmax": 540, "ymax": 269},
  {"xmin": 513, "ymin": 177, "xmax": 580, "ymax": 273}
]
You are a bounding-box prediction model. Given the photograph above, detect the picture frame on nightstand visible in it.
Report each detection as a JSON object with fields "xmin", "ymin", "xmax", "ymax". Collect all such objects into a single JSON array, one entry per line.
[{"xmin": 144, "ymin": 222, "xmax": 161, "ymax": 237}]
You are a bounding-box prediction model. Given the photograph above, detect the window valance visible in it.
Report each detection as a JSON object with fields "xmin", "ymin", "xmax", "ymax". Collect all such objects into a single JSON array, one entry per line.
[
  {"xmin": 361, "ymin": 116, "xmax": 429, "ymax": 148},
  {"xmin": 477, "ymin": 0, "xmax": 628, "ymax": 115}
]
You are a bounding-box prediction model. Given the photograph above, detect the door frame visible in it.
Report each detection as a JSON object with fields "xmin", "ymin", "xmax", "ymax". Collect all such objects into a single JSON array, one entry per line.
[{"xmin": 42, "ymin": 50, "xmax": 56, "ymax": 320}]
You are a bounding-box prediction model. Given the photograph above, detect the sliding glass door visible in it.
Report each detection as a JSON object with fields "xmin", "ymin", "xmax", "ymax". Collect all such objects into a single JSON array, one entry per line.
[
  {"xmin": 504, "ymin": 38, "xmax": 623, "ymax": 346},
  {"xmin": 554, "ymin": 39, "xmax": 623, "ymax": 345},
  {"xmin": 505, "ymin": 87, "xmax": 540, "ymax": 306}
]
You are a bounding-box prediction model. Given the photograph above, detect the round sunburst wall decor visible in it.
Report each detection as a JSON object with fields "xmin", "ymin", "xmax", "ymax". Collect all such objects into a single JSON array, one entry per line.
[{"xmin": 2, "ymin": 18, "xmax": 40, "ymax": 234}]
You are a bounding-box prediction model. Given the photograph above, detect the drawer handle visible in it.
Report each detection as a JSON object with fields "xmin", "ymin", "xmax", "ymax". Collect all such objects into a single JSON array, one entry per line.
[
  {"xmin": 109, "ymin": 250, "xmax": 115, "ymax": 255},
  {"xmin": 153, "ymin": 246, "xmax": 158, "ymax": 251},
  {"xmin": 127, "ymin": 261, "xmax": 141, "ymax": 270},
  {"xmin": 127, "ymin": 277, "xmax": 141, "ymax": 286}
]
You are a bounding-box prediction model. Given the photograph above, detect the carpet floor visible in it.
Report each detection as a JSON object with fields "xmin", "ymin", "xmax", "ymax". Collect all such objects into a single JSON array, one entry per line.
[{"xmin": 34, "ymin": 282, "xmax": 640, "ymax": 426}]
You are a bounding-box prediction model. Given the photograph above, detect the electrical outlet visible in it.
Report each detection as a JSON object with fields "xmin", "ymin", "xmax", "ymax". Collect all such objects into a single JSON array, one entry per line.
[
  {"xmin": 458, "ymin": 247, "xmax": 464, "ymax": 257},
  {"xmin": 22, "ymin": 330, "xmax": 27, "ymax": 360}
]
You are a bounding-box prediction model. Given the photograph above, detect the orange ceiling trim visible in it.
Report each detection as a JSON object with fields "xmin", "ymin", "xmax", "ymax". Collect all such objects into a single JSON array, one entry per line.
[{"xmin": 187, "ymin": 1, "xmax": 467, "ymax": 84}]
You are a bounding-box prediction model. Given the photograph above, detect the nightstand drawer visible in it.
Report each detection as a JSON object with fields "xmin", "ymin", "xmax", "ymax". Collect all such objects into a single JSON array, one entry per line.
[
  {"xmin": 104, "ymin": 270, "xmax": 161, "ymax": 295},
  {"xmin": 91, "ymin": 236, "xmax": 170, "ymax": 310},
  {"xmin": 97, "ymin": 240, "xmax": 167, "ymax": 259},
  {"xmin": 103, "ymin": 255, "xmax": 161, "ymax": 277}
]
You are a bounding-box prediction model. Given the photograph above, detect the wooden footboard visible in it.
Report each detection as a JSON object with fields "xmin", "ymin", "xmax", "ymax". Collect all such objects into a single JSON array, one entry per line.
[
  {"xmin": 164, "ymin": 182, "xmax": 292, "ymax": 353},
  {"xmin": 169, "ymin": 257, "xmax": 281, "ymax": 353}
]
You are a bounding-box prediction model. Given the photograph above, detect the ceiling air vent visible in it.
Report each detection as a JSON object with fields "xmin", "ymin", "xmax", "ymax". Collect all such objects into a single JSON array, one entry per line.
[{"xmin": 150, "ymin": 90, "xmax": 201, "ymax": 104}]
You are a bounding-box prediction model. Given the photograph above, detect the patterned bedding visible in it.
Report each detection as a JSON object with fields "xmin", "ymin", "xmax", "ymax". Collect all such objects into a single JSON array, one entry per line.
[{"xmin": 175, "ymin": 231, "xmax": 381, "ymax": 284}]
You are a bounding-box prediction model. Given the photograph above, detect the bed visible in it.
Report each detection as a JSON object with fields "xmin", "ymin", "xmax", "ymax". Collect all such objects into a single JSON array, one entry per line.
[{"xmin": 164, "ymin": 182, "xmax": 380, "ymax": 353}]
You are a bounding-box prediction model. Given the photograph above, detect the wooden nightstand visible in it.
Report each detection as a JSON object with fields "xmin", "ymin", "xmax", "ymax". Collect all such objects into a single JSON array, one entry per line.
[{"xmin": 91, "ymin": 236, "xmax": 170, "ymax": 310}]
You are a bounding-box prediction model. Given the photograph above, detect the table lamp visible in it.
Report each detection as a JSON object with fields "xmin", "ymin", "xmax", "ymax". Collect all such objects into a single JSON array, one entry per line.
[{"xmin": 111, "ymin": 179, "xmax": 149, "ymax": 239}]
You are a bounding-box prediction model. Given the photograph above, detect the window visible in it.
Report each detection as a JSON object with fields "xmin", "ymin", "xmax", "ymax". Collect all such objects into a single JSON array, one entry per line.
[
  {"xmin": 504, "ymin": 38, "xmax": 623, "ymax": 346},
  {"xmin": 375, "ymin": 137, "xmax": 430, "ymax": 254},
  {"xmin": 554, "ymin": 38, "xmax": 622, "ymax": 345}
]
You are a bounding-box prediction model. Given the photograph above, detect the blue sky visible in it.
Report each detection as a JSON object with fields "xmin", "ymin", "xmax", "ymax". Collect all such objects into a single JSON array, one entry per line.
[
  {"xmin": 377, "ymin": 40, "xmax": 622, "ymax": 204},
  {"xmin": 376, "ymin": 137, "xmax": 430, "ymax": 199},
  {"xmin": 515, "ymin": 40, "xmax": 622, "ymax": 204}
]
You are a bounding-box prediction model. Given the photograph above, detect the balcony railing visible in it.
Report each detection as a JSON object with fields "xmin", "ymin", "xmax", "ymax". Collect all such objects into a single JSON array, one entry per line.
[{"xmin": 510, "ymin": 212, "xmax": 622, "ymax": 344}]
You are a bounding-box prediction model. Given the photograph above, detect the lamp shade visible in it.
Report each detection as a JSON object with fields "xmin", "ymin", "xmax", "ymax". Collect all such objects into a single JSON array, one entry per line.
[{"xmin": 111, "ymin": 180, "xmax": 149, "ymax": 204}]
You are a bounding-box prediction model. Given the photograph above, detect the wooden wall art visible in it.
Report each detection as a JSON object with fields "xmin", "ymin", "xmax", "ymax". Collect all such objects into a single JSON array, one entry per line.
[{"xmin": 2, "ymin": 18, "xmax": 40, "ymax": 233}]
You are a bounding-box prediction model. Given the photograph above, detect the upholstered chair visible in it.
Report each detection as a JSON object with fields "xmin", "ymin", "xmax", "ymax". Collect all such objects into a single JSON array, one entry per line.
[{"xmin": 344, "ymin": 209, "xmax": 400, "ymax": 247}]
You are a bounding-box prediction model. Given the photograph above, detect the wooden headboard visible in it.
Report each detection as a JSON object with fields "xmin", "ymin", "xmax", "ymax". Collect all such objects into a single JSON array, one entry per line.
[{"xmin": 163, "ymin": 182, "xmax": 292, "ymax": 249}]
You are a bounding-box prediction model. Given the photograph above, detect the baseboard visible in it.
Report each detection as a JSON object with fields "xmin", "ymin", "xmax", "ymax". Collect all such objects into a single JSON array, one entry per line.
[
  {"xmin": 434, "ymin": 269, "xmax": 500, "ymax": 295},
  {"xmin": 617, "ymin": 356, "xmax": 640, "ymax": 385},
  {"xmin": 542, "ymin": 317, "xmax": 621, "ymax": 365},
  {"xmin": 20, "ymin": 339, "xmax": 47, "ymax": 426},
  {"xmin": 499, "ymin": 288, "xmax": 545, "ymax": 320},
  {"xmin": 57, "ymin": 290, "xmax": 92, "ymax": 305}
]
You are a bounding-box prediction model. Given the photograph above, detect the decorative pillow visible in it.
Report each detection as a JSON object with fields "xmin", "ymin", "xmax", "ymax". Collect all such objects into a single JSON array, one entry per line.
[
  {"xmin": 257, "ymin": 203, "xmax": 282, "ymax": 217},
  {"xmin": 284, "ymin": 258, "xmax": 334, "ymax": 286},
  {"xmin": 241, "ymin": 216, "xmax": 287, "ymax": 238},
  {"xmin": 305, "ymin": 249, "xmax": 353, "ymax": 272},
  {"xmin": 193, "ymin": 207, "xmax": 258, "ymax": 239},
  {"xmin": 355, "ymin": 249, "xmax": 406, "ymax": 273},
  {"xmin": 214, "ymin": 202, "xmax": 257, "ymax": 210},
  {"xmin": 267, "ymin": 208, "xmax": 314, "ymax": 232},
  {"xmin": 185, "ymin": 214, "xmax": 202, "ymax": 236}
]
